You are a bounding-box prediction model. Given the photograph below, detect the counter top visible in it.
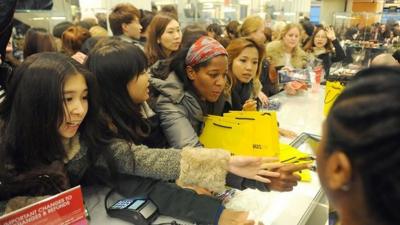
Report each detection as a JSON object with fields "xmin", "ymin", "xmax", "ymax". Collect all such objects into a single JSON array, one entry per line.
[
  {"xmin": 84, "ymin": 88, "xmax": 328, "ymax": 225},
  {"xmin": 271, "ymin": 88, "xmax": 325, "ymax": 137}
]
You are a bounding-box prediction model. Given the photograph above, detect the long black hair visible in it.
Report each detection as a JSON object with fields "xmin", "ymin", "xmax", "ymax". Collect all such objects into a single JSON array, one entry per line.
[
  {"xmin": 86, "ymin": 38, "xmax": 150, "ymax": 143},
  {"xmin": 326, "ymin": 66, "xmax": 400, "ymax": 225},
  {"xmin": 170, "ymin": 33, "xmax": 210, "ymax": 90},
  {"xmin": 0, "ymin": 52, "xmax": 105, "ymax": 172}
]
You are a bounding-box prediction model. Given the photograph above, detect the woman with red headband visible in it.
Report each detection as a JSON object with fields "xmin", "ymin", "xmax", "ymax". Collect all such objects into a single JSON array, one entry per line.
[
  {"xmin": 151, "ymin": 35, "xmax": 229, "ymax": 149},
  {"xmin": 151, "ymin": 35, "xmax": 307, "ymax": 194}
]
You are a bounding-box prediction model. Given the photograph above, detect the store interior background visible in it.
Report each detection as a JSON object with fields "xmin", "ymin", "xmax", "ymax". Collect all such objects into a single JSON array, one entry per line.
[{"xmin": 13, "ymin": 0, "xmax": 400, "ymax": 39}]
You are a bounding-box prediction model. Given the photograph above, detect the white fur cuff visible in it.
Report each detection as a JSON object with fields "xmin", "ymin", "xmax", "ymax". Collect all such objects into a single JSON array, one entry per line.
[{"xmin": 179, "ymin": 147, "xmax": 230, "ymax": 193}]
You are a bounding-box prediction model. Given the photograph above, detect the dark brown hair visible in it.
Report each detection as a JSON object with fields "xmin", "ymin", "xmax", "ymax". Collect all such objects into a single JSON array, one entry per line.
[
  {"xmin": 225, "ymin": 21, "xmax": 240, "ymax": 40},
  {"xmin": 160, "ymin": 5, "xmax": 178, "ymax": 18},
  {"xmin": 144, "ymin": 13, "xmax": 179, "ymax": 66},
  {"xmin": 326, "ymin": 66, "xmax": 400, "ymax": 225},
  {"xmin": 303, "ymin": 26, "xmax": 334, "ymax": 53},
  {"xmin": 108, "ymin": 3, "xmax": 141, "ymax": 36},
  {"xmin": 23, "ymin": 28, "xmax": 57, "ymax": 59}
]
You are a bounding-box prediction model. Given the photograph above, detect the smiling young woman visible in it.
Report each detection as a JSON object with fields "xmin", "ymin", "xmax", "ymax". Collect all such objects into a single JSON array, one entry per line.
[{"xmin": 0, "ymin": 52, "xmax": 102, "ymax": 172}]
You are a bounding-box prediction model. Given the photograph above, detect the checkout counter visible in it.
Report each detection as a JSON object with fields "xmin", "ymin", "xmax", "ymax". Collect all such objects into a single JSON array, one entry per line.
[{"xmin": 84, "ymin": 88, "xmax": 329, "ymax": 225}]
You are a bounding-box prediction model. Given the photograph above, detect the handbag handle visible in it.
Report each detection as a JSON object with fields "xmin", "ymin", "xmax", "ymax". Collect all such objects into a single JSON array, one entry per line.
[
  {"xmin": 212, "ymin": 123, "xmax": 232, "ymax": 129},
  {"xmin": 324, "ymin": 90, "xmax": 339, "ymax": 104},
  {"xmin": 234, "ymin": 112, "xmax": 272, "ymax": 121},
  {"xmin": 235, "ymin": 117, "xmax": 255, "ymax": 120}
]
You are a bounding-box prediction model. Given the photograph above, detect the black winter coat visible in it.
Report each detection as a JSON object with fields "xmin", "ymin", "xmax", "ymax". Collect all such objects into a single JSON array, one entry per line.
[{"xmin": 315, "ymin": 39, "xmax": 346, "ymax": 77}]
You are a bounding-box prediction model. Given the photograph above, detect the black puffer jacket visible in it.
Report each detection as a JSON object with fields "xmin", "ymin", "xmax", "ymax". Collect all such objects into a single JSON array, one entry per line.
[{"xmin": 0, "ymin": 0, "xmax": 16, "ymax": 62}]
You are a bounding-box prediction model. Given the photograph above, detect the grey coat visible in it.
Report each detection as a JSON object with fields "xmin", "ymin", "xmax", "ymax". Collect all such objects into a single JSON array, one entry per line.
[
  {"xmin": 51, "ymin": 135, "xmax": 181, "ymax": 185},
  {"xmin": 107, "ymin": 138, "xmax": 181, "ymax": 180},
  {"xmin": 150, "ymin": 71, "xmax": 204, "ymax": 148}
]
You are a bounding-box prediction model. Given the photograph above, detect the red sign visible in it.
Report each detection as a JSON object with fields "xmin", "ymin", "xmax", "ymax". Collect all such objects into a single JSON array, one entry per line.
[{"xmin": 0, "ymin": 186, "xmax": 87, "ymax": 225}]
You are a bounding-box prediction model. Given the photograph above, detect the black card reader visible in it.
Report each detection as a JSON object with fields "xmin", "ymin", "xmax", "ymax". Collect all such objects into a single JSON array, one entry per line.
[{"xmin": 106, "ymin": 197, "xmax": 159, "ymax": 225}]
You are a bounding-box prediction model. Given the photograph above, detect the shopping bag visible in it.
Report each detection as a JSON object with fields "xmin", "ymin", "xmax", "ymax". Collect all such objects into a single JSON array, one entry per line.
[
  {"xmin": 199, "ymin": 111, "xmax": 279, "ymax": 157},
  {"xmin": 324, "ymin": 75, "xmax": 353, "ymax": 116},
  {"xmin": 223, "ymin": 111, "xmax": 279, "ymax": 157},
  {"xmin": 324, "ymin": 81, "xmax": 345, "ymax": 116},
  {"xmin": 279, "ymin": 143, "xmax": 313, "ymax": 182},
  {"xmin": 199, "ymin": 116, "xmax": 254, "ymax": 156}
]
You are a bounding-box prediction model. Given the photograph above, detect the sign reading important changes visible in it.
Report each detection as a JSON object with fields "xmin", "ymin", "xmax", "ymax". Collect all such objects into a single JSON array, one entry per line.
[{"xmin": 0, "ymin": 186, "xmax": 87, "ymax": 225}]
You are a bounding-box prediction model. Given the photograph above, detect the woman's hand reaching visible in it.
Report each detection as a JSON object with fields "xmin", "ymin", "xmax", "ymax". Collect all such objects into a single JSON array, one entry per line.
[
  {"xmin": 326, "ymin": 26, "xmax": 336, "ymax": 41},
  {"xmin": 228, "ymin": 156, "xmax": 282, "ymax": 183}
]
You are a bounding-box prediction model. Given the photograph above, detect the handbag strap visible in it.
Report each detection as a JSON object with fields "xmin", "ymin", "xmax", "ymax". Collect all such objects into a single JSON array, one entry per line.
[{"xmin": 104, "ymin": 188, "xmax": 116, "ymax": 213}]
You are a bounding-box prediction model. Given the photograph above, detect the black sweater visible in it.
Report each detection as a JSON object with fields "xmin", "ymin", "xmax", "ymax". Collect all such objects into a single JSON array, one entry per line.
[{"xmin": 315, "ymin": 39, "xmax": 346, "ymax": 78}]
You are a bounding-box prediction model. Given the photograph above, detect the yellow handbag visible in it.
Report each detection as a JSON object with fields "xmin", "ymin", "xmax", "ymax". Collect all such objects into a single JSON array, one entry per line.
[
  {"xmin": 324, "ymin": 75, "xmax": 353, "ymax": 116},
  {"xmin": 199, "ymin": 111, "xmax": 279, "ymax": 157},
  {"xmin": 324, "ymin": 81, "xmax": 345, "ymax": 116},
  {"xmin": 199, "ymin": 116, "xmax": 253, "ymax": 156},
  {"xmin": 223, "ymin": 111, "xmax": 279, "ymax": 157}
]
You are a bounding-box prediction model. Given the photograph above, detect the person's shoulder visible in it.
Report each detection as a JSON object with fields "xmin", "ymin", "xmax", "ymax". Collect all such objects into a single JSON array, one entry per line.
[
  {"xmin": 109, "ymin": 138, "xmax": 132, "ymax": 151},
  {"xmin": 296, "ymin": 46, "xmax": 307, "ymax": 57},
  {"xmin": 151, "ymin": 71, "xmax": 185, "ymax": 103},
  {"xmin": 266, "ymin": 41, "xmax": 283, "ymax": 60},
  {"xmin": 149, "ymin": 58, "xmax": 173, "ymax": 80},
  {"xmin": 266, "ymin": 40, "xmax": 282, "ymax": 51}
]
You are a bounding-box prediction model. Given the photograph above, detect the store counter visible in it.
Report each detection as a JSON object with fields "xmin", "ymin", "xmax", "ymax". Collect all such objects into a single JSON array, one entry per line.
[
  {"xmin": 84, "ymin": 88, "xmax": 328, "ymax": 225},
  {"xmin": 272, "ymin": 88, "xmax": 324, "ymax": 137}
]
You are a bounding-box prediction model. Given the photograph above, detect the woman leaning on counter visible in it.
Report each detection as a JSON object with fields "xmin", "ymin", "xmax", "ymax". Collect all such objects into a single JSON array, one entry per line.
[
  {"xmin": 266, "ymin": 23, "xmax": 308, "ymax": 95},
  {"xmin": 152, "ymin": 34, "xmax": 307, "ymax": 193}
]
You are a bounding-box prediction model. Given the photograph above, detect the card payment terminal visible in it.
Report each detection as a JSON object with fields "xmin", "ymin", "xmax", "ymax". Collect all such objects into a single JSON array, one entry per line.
[{"xmin": 106, "ymin": 196, "xmax": 159, "ymax": 225}]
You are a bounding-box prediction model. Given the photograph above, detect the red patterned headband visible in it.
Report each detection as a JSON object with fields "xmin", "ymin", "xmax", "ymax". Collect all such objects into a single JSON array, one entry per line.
[{"xmin": 185, "ymin": 36, "xmax": 228, "ymax": 67}]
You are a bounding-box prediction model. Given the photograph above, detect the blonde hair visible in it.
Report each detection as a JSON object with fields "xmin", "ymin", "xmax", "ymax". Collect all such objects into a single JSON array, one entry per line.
[
  {"xmin": 239, "ymin": 16, "xmax": 264, "ymax": 37},
  {"xmin": 89, "ymin": 25, "xmax": 108, "ymax": 37},
  {"xmin": 279, "ymin": 23, "xmax": 304, "ymax": 57},
  {"xmin": 271, "ymin": 21, "xmax": 286, "ymax": 40},
  {"xmin": 266, "ymin": 23, "xmax": 308, "ymax": 69},
  {"xmin": 279, "ymin": 23, "xmax": 303, "ymax": 40}
]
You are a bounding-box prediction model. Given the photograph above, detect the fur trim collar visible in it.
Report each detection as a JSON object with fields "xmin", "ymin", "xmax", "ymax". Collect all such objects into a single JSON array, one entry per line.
[
  {"xmin": 63, "ymin": 134, "xmax": 81, "ymax": 163},
  {"xmin": 266, "ymin": 40, "xmax": 308, "ymax": 69}
]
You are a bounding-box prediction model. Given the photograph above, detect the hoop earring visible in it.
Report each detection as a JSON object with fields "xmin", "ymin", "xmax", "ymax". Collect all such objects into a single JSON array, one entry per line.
[{"xmin": 341, "ymin": 184, "xmax": 350, "ymax": 191}]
